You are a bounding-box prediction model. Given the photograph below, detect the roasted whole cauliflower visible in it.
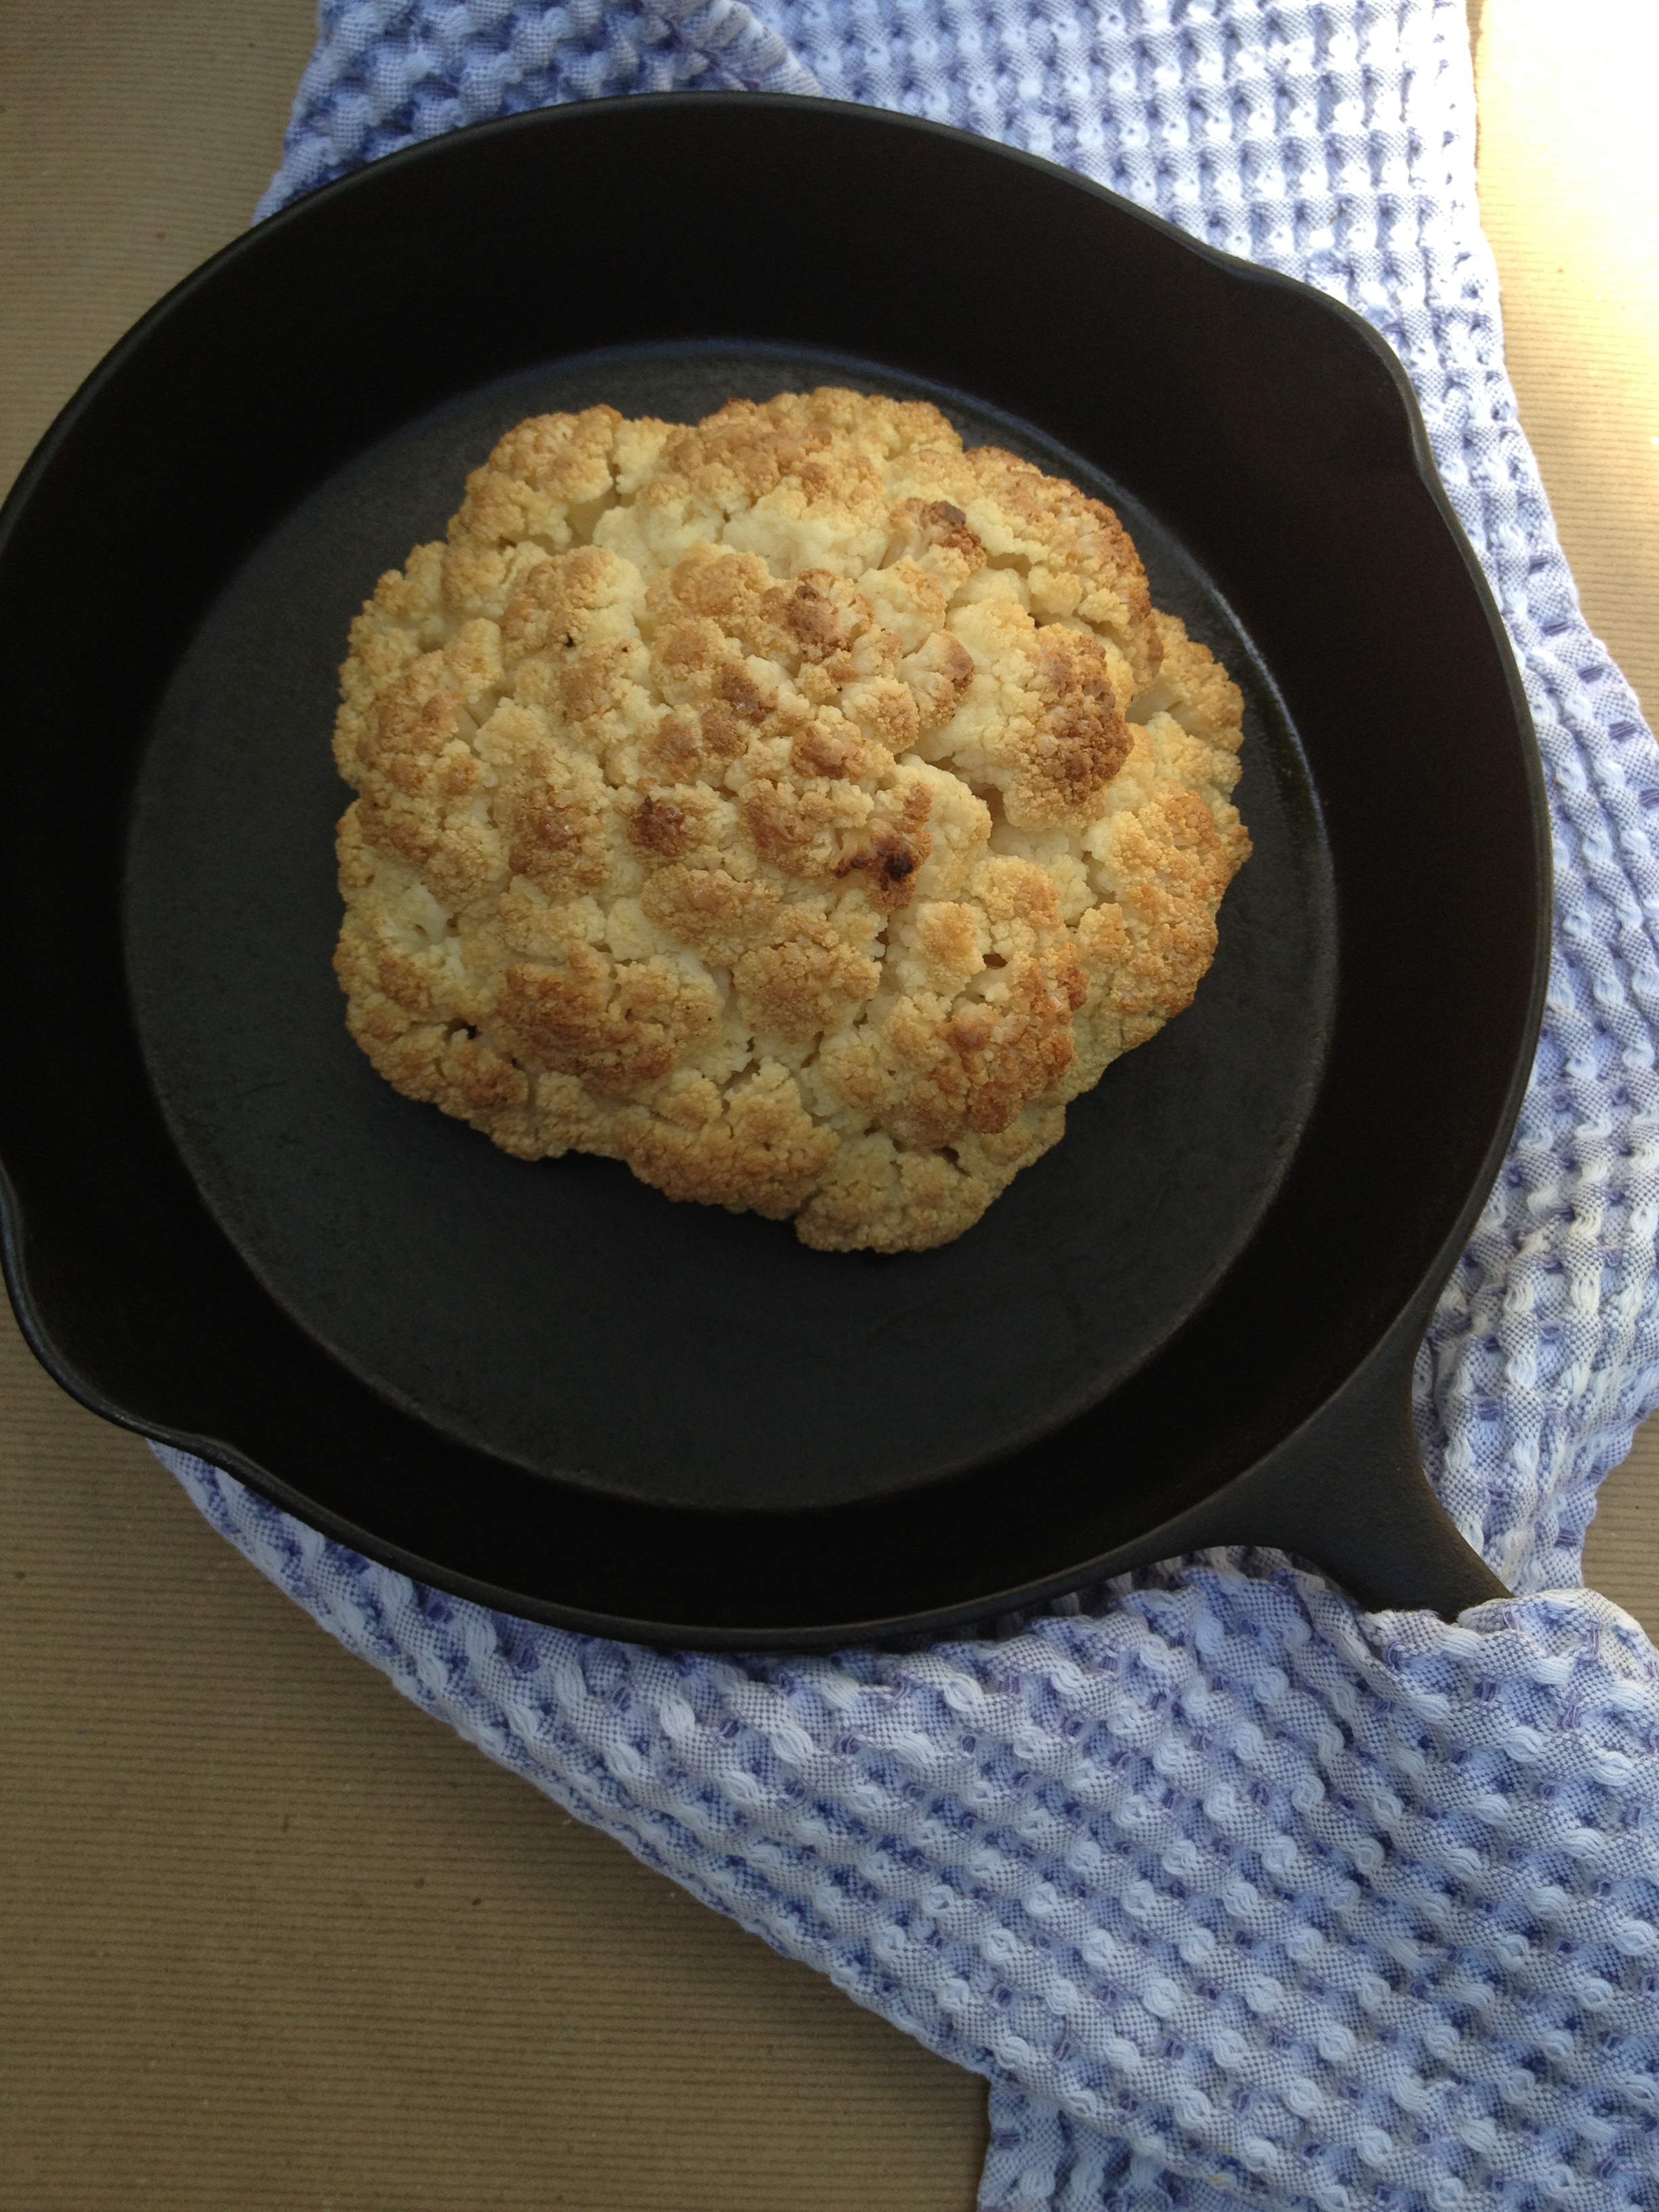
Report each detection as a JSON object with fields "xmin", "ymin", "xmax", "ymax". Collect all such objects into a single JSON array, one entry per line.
[{"xmin": 333, "ymin": 389, "xmax": 1250, "ymax": 1252}]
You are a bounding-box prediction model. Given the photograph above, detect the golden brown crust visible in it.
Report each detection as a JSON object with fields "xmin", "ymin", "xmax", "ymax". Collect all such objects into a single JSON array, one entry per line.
[{"xmin": 333, "ymin": 389, "xmax": 1250, "ymax": 1251}]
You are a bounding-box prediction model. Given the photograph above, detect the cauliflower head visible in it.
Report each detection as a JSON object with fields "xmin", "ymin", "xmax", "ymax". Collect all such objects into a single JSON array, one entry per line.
[{"xmin": 333, "ymin": 389, "xmax": 1250, "ymax": 1252}]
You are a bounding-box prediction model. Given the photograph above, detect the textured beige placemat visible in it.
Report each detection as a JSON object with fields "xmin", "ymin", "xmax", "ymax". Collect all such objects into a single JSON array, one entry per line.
[
  {"xmin": 1, "ymin": 3, "xmax": 1654, "ymax": 2205},
  {"xmin": 1472, "ymin": 0, "xmax": 1659, "ymax": 727}
]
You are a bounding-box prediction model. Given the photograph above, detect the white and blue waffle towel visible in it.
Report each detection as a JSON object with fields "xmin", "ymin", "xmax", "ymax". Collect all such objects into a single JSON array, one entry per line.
[{"xmin": 157, "ymin": 5, "xmax": 1659, "ymax": 2207}]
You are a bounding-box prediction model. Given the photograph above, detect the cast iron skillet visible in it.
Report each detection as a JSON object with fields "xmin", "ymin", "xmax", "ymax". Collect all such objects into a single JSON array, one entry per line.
[{"xmin": 0, "ymin": 96, "xmax": 1549, "ymax": 1647}]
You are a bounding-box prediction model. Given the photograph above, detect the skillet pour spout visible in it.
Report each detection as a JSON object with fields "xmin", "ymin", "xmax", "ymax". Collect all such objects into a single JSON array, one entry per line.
[
  {"xmin": 0, "ymin": 94, "xmax": 1549, "ymax": 1646},
  {"xmin": 1067, "ymin": 1314, "xmax": 1512, "ymax": 1626},
  {"xmin": 1235, "ymin": 1337, "xmax": 1511, "ymax": 1622}
]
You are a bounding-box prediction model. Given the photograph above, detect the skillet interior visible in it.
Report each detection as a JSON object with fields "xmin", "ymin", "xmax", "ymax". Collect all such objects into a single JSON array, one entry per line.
[
  {"xmin": 125, "ymin": 342, "xmax": 1334, "ymax": 1515},
  {"xmin": 0, "ymin": 96, "xmax": 1545, "ymax": 1640}
]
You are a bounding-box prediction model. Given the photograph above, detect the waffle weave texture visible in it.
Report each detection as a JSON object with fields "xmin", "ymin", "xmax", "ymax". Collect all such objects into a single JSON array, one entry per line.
[{"xmin": 156, "ymin": 4, "xmax": 1659, "ymax": 2207}]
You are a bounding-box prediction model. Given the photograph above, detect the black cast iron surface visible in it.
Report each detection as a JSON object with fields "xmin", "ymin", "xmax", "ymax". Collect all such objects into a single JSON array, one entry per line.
[
  {"xmin": 125, "ymin": 345, "xmax": 1333, "ymax": 1513},
  {"xmin": 0, "ymin": 96, "xmax": 1549, "ymax": 1642}
]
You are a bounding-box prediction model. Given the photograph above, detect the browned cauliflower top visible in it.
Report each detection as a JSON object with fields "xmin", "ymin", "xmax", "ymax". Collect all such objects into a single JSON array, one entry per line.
[{"xmin": 333, "ymin": 389, "xmax": 1250, "ymax": 1252}]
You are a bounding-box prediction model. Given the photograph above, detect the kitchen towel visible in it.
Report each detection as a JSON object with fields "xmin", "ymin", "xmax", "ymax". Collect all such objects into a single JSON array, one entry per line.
[{"xmin": 157, "ymin": 4, "xmax": 1659, "ymax": 2207}]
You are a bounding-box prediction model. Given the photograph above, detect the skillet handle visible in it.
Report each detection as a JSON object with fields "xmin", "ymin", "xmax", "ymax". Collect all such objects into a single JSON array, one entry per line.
[{"xmin": 1223, "ymin": 1331, "xmax": 1508, "ymax": 1620}]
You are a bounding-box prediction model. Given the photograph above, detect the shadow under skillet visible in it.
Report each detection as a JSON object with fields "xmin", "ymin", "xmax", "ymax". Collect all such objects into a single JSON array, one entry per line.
[{"xmin": 124, "ymin": 342, "xmax": 1335, "ymax": 1514}]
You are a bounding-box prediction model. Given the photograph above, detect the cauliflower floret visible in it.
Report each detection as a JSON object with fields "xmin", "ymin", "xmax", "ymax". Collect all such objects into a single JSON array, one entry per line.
[{"xmin": 334, "ymin": 390, "xmax": 1250, "ymax": 1252}]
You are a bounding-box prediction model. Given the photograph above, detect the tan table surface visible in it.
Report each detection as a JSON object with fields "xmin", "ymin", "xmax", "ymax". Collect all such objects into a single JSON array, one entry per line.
[{"xmin": 3, "ymin": 5, "xmax": 1656, "ymax": 2205}]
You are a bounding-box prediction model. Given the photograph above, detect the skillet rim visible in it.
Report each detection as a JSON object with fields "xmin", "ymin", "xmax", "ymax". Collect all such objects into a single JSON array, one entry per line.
[{"xmin": 0, "ymin": 92, "xmax": 1552, "ymax": 1645}]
